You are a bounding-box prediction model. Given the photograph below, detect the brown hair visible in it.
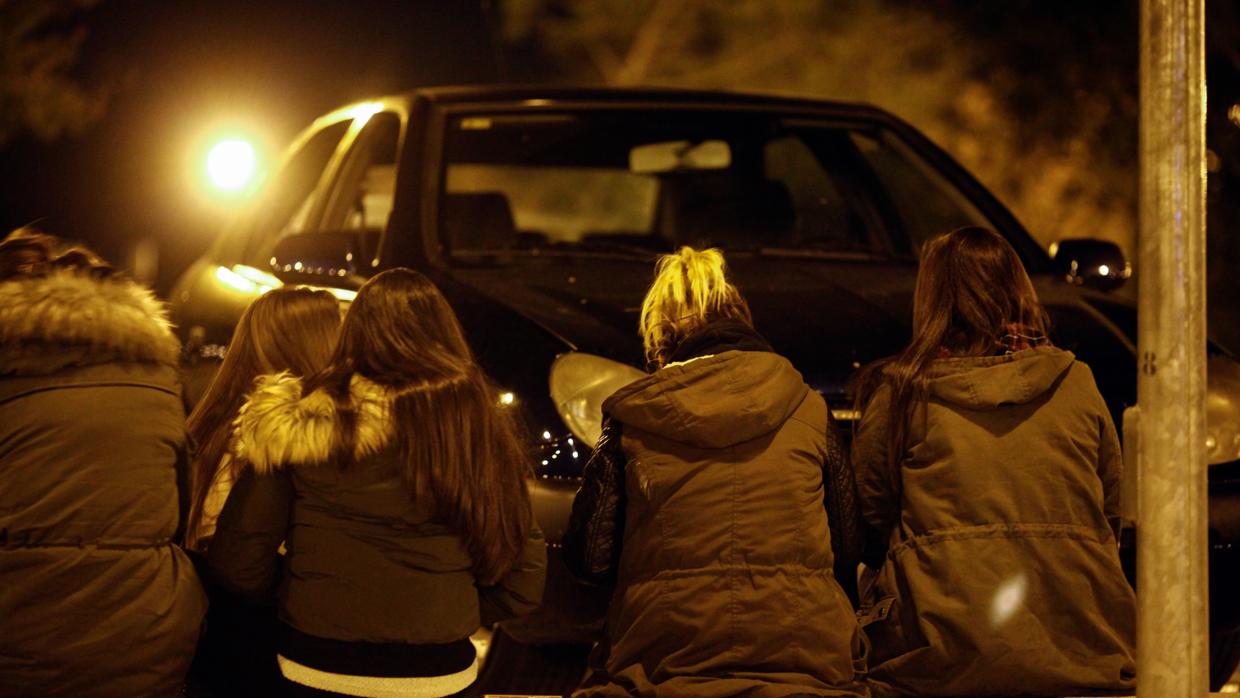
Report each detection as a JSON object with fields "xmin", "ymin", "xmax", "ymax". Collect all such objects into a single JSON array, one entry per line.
[
  {"xmin": 854, "ymin": 226, "xmax": 1050, "ymax": 468},
  {"xmin": 306, "ymin": 268, "xmax": 532, "ymax": 585},
  {"xmin": 0, "ymin": 227, "xmax": 114, "ymax": 280},
  {"xmin": 638, "ymin": 246, "xmax": 752, "ymax": 369},
  {"xmin": 185, "ymin": 287, "xmax": 341, "ymax": 546}
]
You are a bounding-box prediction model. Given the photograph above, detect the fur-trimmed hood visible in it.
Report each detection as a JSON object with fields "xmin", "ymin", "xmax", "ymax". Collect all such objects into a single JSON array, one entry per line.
[
  {"xmin": 232, "ymin": 372, "xmax": 395, "ymax": 474},
  {"xmin": 0, "ymin": 270, "xmax": 180, "ymax": 373}
]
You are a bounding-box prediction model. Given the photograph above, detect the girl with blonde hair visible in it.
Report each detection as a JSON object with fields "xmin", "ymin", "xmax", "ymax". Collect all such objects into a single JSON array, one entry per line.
[{"xmin": 564, "ymin": 247, "xmax": 867, "ymax": 697}]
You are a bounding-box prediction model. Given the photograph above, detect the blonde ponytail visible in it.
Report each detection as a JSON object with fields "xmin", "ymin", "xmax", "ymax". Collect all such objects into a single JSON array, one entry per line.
[{"xmin": 639, "ymin": 246, "xmax": 752, "ymax": 369}]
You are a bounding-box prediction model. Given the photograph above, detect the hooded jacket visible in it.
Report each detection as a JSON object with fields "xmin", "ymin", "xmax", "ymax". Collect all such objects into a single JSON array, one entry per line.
[
  {"xmin": 0, "ymin": 270, "xmax": 207, "ymax": 697},
  {"xmin": 853, "ymin": 346, "xmax": 1136, "ymax": 697},
  {"xmin": 208, "ymin": 372, "xmax": 546, "ymax": 680},
  {"xmin": 565, "ymin": 332, "xmax": 868, "ymax": 697}
]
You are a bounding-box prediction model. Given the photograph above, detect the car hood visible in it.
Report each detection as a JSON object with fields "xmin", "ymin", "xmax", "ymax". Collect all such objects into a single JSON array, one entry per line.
[{"xmin": 447, "ymin": 255, "xmax": 915, "ymax": 396}]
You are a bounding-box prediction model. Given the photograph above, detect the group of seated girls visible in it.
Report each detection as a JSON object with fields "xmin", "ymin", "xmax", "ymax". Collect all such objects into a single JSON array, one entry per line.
[{"xmin": 0, "ymin": 225, "xmax": 1133, "ymax": 697}]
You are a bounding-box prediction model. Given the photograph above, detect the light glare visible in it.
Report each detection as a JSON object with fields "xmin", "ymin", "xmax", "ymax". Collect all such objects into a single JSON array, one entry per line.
[
  {"xmin": 989, "ymin": 573, "xmax": 1028, "ymax": 627},
  {"xmin": 206, "ymin": 139, "xmax": 257, "ymax": 191}
]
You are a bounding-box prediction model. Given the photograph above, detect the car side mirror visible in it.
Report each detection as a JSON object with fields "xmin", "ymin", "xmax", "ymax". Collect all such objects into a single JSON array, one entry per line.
[
  {"xmin": 268, "ymin": 231, "xmax": 374, "ymax": 284},
  {"xmin": 1049, "ymin": 238, "xmax": 1131, "ymax": 291}
]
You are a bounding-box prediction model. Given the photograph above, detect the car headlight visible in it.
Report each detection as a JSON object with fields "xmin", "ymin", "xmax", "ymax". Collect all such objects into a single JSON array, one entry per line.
[
  {"xmin": 549, "ymin": 352, "xmax": 646, "ymax": 446},
  {"xmin": 1208, "ymin": 355, "xmax": 1240, "ymax": 465}
]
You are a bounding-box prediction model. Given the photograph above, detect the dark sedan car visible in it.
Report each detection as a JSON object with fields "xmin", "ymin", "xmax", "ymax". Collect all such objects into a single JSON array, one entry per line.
[{"xmin": 170, "ymin": 85, "xmax": 1240, "ymax": 692}]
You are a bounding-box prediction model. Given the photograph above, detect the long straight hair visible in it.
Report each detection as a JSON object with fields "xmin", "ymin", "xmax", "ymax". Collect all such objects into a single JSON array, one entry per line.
[
  {"xmin": 185, "ymin": 288, "xmax": 340, "ymax": 546},
  {"xmin": 305, "ymin": 268, "xmax": 531, "ymax": 586},
  {"xmin": 854, "ymin": 226, "xmax": 1050, "ymax": 469},
  {"xmin": 638, "ymin": 246, "xmax": 752, "ymax": 369}
]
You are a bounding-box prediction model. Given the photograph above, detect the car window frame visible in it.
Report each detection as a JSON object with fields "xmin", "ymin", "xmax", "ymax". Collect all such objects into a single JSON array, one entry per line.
[
  {"xmin": 217, "ymin": 115, "xmax": 357, "ymax": 268},
  {"xmin": 317, "ymin": 111, "xmax": 406, "ymax": 244}
]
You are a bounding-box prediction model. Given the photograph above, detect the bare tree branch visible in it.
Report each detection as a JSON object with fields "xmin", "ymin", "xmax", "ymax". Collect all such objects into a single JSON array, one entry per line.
[
  {"xmin": 614, "ymin": 0, "xmax": 685, "ymax": 85},
  {"xmin": 584, "ymin": 38, "xmax": 625, "ymax": 84}
]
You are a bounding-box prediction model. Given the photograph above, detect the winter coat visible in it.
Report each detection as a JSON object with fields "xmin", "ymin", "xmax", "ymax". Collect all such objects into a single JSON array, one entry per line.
[
  {"xmin": 0, "ymin": 270, "xmax": 207, "ymax": 697},
  {"xmin": 853, "ymin": 346, "xmax": 1136, "ymax": 697},
  {"xmin": 208, "ymin": 372, "xmax": 546, "ymax": 676},
  {"xmin": 564, "ymin": 329, "xmax": 868, "ymax": 697}
]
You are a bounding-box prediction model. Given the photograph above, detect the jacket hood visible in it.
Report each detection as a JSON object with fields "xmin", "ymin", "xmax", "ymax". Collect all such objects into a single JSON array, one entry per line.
[
  {"xmin": 232, "ymin": 372, "xmax": 394, "ymax": 474},
  {"xmin": 926, "ymin": 345, "xmax": 1075, "ymax": 410},
  {"xmin": 603, "ymin": 350, "xmax": 809, "ymax": 449},
  {"xmin": 0, "ymin": 270, "xmax": 180, "ymax": 373}
]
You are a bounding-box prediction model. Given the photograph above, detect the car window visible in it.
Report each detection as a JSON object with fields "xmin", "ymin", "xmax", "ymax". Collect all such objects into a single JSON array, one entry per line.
[
  {"xmin": 234, "ymin": 120, "xmax": 351, "ymax": 265},
  {"xmin": 439, "ymin": 112, "xmax": 891, "ymax": 259},
  {"xmin": 849, "ymin": 130, "xmax": 991, "ymax": 255},
  {"xmin": 320, "ymin": 112, "xmax": 402, "ymax": 235},
  {"xmin": 762, "ymin": 134, "xmax": 878, "ymax": 252}
]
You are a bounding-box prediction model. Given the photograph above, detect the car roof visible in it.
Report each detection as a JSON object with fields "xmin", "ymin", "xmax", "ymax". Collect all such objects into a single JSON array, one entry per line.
[{"xmin": 316, "ymin": 84, "xmax": 899, "ymax": 125}]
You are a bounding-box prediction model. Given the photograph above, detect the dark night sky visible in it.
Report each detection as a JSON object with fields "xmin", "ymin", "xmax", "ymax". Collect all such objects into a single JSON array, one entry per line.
[{"xmin": 0, "ymin": 1, "xmax": 499, "ymax": 289}]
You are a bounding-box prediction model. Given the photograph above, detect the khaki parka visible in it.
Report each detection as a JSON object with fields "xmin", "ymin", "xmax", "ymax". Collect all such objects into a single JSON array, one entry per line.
[
  {"xmin": 853, "ymin": 346, "xmax": 1136, "ymax": 697},
  {"xmin": 567, "ymin": 343, "xmax": 868, "ymax": 697},
  {"xmin": 0, "ymin": 270, "xmax": 207, "ymax": 697}
]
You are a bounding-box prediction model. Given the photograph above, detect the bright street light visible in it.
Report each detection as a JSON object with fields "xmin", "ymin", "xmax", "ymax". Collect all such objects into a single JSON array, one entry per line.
[{"xmin": 205, "ymin": 139, "xmax": 257, "ymax": 191}]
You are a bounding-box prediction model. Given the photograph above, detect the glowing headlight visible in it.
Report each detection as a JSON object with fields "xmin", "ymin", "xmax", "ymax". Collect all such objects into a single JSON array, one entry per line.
[
  {"xmin": 549, "ymin": 352, "xmax": 646, "ymax": 446},
  {"xmin": 1207, "ymin": 355, "xmax": 1240, "ymax": 465}
]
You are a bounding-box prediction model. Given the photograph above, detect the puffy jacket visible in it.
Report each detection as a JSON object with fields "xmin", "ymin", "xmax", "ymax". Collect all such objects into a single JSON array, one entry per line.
[
  {"xmin": 853, "ymin": 346, "xmax": 1136, "ymax": 697},
  {"xmin": 208, "ymin": 372, "xmax": 546, "ymax": 651},
  {"xmin": 0, "ymin": 270, "xmax": 207, "ymax": 697},
  {"xmin": 565, "ymin": 334, "xmax": 868, "ymax": 697}
]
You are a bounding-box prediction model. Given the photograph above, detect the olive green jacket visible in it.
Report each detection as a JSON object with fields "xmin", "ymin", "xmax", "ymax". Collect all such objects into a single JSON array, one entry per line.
[
  {"xmin": 575, "ymin": 350, "xmax": 868, "ymax": 697},
  {"xmin": 0, "ymin": 271, "xmax": 207, "ymax": 697},
  {"xmin": 854, "ymin": 346, "xmax": 1136, "ymax": 697}
]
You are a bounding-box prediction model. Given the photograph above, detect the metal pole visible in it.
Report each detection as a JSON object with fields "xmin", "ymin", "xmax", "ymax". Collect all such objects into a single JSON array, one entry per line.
[{"xmin": 1137, "ymin": 0, "xmax": 1208, "ymax": 696}]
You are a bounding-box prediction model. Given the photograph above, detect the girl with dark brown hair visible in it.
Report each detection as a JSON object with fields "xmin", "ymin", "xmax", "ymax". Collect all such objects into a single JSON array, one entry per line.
[
  {"xmin": 852, "ymin": 226, "xmax": 1136, "ymax": 697},
  {"xmin": 208, "ymin": 268, "xmax": 545, "ymax": 697},
  {"xmin": 185, "ymin": 287, "xmax": 341, "ymax": 552}
]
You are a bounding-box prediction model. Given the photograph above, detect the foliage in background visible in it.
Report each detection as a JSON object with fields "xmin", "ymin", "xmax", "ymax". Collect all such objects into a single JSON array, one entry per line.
[
  {"xmin": 0, "ymin": 0, "xmax": 106, "ymax": 146},
  {"xmin": 499, "ymin": 0, "xmax": 1139, "ymax": 255}
]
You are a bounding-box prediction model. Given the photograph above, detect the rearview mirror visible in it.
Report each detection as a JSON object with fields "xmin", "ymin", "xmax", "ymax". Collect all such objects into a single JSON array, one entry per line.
[
  {"xmin": 269, "ymin": 231, "xmax": 374, "ymax": 284},
  {"xmin": 630, "ymin": 140, "xmax": 731, "ymax": 174},
  {"xmin": 1049, "ymin": 238, "xmax": 1131, "ymax": 291}
]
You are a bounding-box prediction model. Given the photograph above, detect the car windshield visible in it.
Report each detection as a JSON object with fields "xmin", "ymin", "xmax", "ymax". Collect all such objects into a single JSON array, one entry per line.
[{"xmin": 440, "ymin": 110, "xmax": 998, "ymax": 261}]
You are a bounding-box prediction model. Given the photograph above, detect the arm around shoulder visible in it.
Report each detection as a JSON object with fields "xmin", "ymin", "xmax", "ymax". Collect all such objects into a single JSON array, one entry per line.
[
  {"xmin": 479, "ymin": 516, "xmax": 547, "ymax": 627},
  {"xmin": 207, "ymin": 464, "xmax": 293, "ymax": 604}
]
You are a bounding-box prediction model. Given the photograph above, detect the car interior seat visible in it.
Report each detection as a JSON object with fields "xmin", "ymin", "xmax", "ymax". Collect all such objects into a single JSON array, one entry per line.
[
  {"xmin": 658, "ymin": 174, "xmax": 795, "ymax": 249},
  {"xmin": 442, "ymin": 191, "xmax": 517, "ymax": 252}
]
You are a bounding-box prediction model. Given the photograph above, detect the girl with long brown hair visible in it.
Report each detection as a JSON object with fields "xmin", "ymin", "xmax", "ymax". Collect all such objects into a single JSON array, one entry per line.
[
  {"xmin": 208, "ymin": 268, "xmax": 545, "ymax": 697},
  {"xmin": 852, "ymin": 226, "xmax": 1135, "ymax": 697},
  {"xmin": 185, "ymin": 287, "xmax": 341, "ymax": 551}
]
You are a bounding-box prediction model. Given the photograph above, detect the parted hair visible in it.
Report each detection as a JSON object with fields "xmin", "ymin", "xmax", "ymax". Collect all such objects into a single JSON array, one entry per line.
[
  {"xmin": 854, "ymin": 226, "xmax": 1051, "ymax": 469},
  {"xmin": 305, "ymin": 268, "xmax": 532, "ymax": 586},
  {"xmin": 0, "ymin": 227, "xmax": 113, "ymax": 280},
  {"xmin": 639, "ymin": 246, "xmax": 752, "ymax": 369},
  {"xmin": 185, "ymin": 287, "xmax": 341, "ymax": 548}
]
